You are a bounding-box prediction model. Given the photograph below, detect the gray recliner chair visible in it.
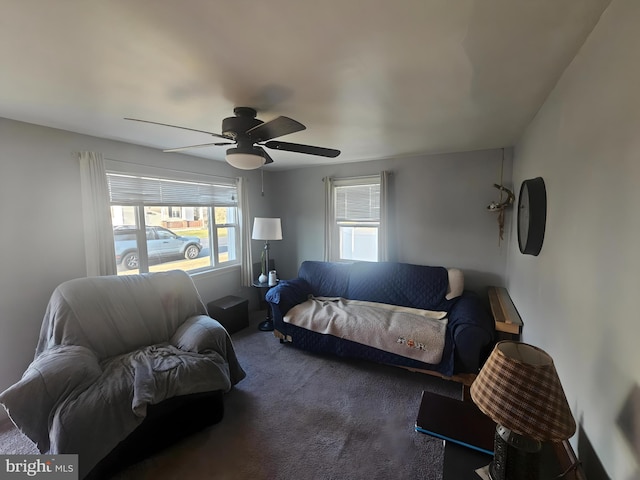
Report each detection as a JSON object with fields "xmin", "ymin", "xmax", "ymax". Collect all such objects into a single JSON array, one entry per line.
[{"xmin": 0, "ymin": 270, "xmax": 246, "ymax": 478}]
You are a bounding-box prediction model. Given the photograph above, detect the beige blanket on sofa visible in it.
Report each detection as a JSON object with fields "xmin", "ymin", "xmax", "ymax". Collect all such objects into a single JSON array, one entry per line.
[{"xmin": 284, "ymin": 296, "xmax": 448, "ymax": 364}]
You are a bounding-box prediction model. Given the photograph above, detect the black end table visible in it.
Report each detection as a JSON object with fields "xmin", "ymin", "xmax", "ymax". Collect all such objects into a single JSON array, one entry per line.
[
  {"xmin": 252, "ymin": 280, "xmax": 278, "ymax": 331},
  {"xmin": 415, "ymin": 391, "xmax": 586, "ymax": 479}
]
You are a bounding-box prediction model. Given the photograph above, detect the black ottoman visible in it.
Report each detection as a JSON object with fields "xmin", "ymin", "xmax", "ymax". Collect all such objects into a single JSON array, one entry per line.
[{"xmin": 207, "ymin": 296, "xmax": 249, "ymax": 334}]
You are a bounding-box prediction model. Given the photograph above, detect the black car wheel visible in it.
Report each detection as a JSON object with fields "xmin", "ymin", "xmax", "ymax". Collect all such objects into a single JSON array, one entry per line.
[
  {"xmin": 122, "ymin": 252, "xmax": 139, "ymax": 270},
  {"xmin": 184, "ymin": 245, "xmax": 200, "ymax": 260}
]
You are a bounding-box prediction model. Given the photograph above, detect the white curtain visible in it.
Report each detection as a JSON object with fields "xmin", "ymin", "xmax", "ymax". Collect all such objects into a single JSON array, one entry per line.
[
  {"xmin": 238, "ymin": 176, "xmax": 253, "ymax": 287},
  {"xmin": 379, "ymin": 170, "xmax": 390, "ymax": 261},
  {"xmin": 78, "ymin": 151, "xmax": 117, "ymax": 276},
  {"xmin": 323, "ymin": 176, "xmax": 334, "ymax": 261}
]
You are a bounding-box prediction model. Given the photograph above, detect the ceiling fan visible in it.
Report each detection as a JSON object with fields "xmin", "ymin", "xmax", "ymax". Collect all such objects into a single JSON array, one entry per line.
[{"xmin": 125, "ymin": 107, "xmax": 340, "ymax": 170}]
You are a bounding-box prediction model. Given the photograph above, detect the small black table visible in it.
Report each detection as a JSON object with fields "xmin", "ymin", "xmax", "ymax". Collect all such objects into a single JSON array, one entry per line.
[
  {"xmin": 252, "ymin": 280, "xmax": 278, "ymax": 331},
  {"xmin": 415, "ymin": 391, "xmax": 586, "ymax": 479}
]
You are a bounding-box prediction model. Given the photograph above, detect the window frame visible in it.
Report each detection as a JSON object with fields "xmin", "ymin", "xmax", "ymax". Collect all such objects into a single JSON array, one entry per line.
[{"xmin": 106, "ymin": 169, "xmax": 240, "ymax": 276}]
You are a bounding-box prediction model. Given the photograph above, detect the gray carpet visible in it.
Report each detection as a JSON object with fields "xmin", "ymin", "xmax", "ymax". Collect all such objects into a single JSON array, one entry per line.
[
  {"xmin": 0, "ymin": 420, "xmax": 38, "ymax": 455},
  {"xmin": 0, "ymin": 312, "xmax": 461, "ymax": 479}
]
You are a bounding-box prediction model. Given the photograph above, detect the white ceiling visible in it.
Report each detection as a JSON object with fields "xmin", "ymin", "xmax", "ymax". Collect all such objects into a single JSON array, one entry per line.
[{"xmin": 0, "ymin": 0, "xmax": 610, "ymax": 170}]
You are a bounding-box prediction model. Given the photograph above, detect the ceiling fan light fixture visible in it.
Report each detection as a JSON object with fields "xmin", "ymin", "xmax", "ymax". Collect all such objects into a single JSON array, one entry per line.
[{"xmin": 226, "ymin": 146, "xmax": 265, "ymax": 170}]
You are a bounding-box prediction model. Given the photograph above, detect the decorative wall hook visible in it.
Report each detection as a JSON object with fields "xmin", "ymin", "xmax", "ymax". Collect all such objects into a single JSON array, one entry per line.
[{"xmin": 486, "ymin": 184, "xmax": 514, "ymax": 211}]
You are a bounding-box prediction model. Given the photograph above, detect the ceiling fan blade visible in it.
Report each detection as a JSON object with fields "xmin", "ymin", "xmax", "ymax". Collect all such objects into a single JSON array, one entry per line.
[
  {"xmin": 256, "ymin": 147, "xmax": 274, "ymax": 165},
  {"xmin": 264, "ymin": 140, "xmax": 340, "ymax": 158},
  {"xmin": 163, "ymin": 142, "xmax": 234, "ymax": 153},
  {"xmin": 246, "ymin": 116, "xmax": 306, "ymax": 142},
  {"xmin": 124, "ymin": 117, "xmax": 230, "ymax": 140}
]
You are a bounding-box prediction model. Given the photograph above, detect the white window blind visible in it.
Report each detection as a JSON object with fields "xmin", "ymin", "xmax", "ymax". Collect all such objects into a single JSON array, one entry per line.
[
  {"xmin": 106, "ymin": 173, "xmax": 237, "ymax": 206},
  {"xmin": 335, "ymin": 182, "xmax": 380, "ymax": 222}
]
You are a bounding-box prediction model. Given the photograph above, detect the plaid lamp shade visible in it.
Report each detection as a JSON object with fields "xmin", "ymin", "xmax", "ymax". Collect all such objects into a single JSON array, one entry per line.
[{"xmin": 470, "ymin": 341, "xmax": 576, "ymax": 442}]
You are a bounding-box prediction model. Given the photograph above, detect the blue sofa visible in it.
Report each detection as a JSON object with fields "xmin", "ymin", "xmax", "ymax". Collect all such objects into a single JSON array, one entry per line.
[{"xmin": 266, "ymin": 261, "xmax": 495, "ymax": 378}]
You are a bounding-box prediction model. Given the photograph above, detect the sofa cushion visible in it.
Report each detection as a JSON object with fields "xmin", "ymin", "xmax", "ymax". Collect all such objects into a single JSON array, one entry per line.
[
  {"xmin": 446, "ymin": 268, "xmax": 464, "ymax": 299},
  {"xmin": 346, "ymin": 262, "xmax": 450, "ymax": 311},
  {"xmin": 299, "ymin": 261, "xmax": 352, "ymax": 297}
]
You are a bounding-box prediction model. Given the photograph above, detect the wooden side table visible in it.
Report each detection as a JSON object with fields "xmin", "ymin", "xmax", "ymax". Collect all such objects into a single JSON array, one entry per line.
[
  {"xmin": 488, "ymin": 287, "xmax": 523, "ymax": 340},
  {"xmin": 415, "ymin": 391, "xmax": 586, "ymax": 479}
]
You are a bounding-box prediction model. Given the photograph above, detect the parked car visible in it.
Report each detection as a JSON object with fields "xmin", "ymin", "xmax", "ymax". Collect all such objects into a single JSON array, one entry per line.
[{"xmin": 114, "ymin": 226, "xmax": 202, "ymax": 270}]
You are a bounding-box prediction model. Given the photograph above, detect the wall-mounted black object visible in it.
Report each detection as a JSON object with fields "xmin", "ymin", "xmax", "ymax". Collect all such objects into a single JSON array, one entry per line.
[{"xmin": 518, "ymin": 177, "xmax": 547, "ymax": 255}]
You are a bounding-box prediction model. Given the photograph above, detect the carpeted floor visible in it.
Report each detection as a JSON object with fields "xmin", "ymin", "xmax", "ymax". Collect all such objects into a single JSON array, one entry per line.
[
  {"xmin": 0, "ymin": 310, "xmax": 461, "ymax": 479},
  {"xmin": 0, "ymin": 419, "xmax": 38, "ymax": 455}
]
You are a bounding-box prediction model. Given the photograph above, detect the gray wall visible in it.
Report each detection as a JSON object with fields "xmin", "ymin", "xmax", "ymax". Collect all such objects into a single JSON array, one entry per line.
[
  {"xmin": 0, "ymin": 117, "xmax": 511, "ymax": 425},
  {"xmin": 0, "ymin": 118, "xmax": 275, "ymax": 421},
  {"xmin": 507, "ymin": 1, "xmax": 638, "ymax": 478},
  {"xmin": 0, "ymin": 3, "xmax": 634, "ymax": 476},
  {"xmin": 270, "ymin": 149, "xmax": 513, "ymax": 294}
]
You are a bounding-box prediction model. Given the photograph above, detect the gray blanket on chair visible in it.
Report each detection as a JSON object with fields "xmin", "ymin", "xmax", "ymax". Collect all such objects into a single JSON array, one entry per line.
[{"xmin": 0, "ymin": 271, "xmax": 245, "ymax": 477}]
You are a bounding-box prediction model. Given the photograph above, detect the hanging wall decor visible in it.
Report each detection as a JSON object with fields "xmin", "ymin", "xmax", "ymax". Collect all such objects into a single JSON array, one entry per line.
[{"xmin": 487, "ymin": 149, "xmax": 514, "ymax": 244}]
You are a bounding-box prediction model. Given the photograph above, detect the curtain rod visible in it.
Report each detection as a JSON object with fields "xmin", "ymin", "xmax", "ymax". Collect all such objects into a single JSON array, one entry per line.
[{"xmin": 103, "ymin": 157, "xmax": 238, "ymax": 182}]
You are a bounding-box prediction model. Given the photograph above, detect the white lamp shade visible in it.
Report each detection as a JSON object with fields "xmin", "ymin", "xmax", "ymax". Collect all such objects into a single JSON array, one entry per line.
[
  {"xmin": 226, "ymin": 147, "xmax": 265, "ymax": 170},
  {"xmin": 252, "ymin": 217, "xmax": 283, "ymax": 241}
]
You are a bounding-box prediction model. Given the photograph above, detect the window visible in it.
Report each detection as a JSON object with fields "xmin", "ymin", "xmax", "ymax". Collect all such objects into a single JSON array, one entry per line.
[
  {"xmin": 214, "ymin": 206, "xmax": 238, "ymax": 264},
  {"xmin": 330, "ymin": 176, "xmax": 381, "ymax": 262},
  {"xmin": 107, "ymin": 173, "xmax": 239, "ymax": 275}
]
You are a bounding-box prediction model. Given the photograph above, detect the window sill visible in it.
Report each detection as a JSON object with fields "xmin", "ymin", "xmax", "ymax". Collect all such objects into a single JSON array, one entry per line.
[{"xmin": 190, "ymin": 263, "xmax": 240, "ymax": 280}]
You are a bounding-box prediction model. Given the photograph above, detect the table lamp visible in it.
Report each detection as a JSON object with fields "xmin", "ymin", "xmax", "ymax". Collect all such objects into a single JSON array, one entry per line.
[
  {"xmin": 252, "ymin": 217, "xmax": 282, "ymax": 283},
  {"xmin": 470, "ymin": 341, "xmax": 576, "ymax": 480}
]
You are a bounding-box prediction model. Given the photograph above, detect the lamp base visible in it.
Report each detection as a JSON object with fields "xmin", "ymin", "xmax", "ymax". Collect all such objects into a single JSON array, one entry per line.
[{"xmin": 488, "ymin": 425, "xmax": 541, "ymax": 480}]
